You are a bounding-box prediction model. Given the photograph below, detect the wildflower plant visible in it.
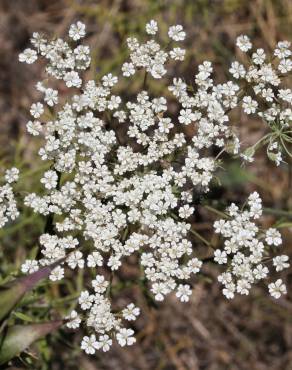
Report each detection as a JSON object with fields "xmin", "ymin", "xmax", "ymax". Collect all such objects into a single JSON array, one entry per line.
[{"xmin": 1, "ymin": 19, "xmax": 291, "ymax": 358}]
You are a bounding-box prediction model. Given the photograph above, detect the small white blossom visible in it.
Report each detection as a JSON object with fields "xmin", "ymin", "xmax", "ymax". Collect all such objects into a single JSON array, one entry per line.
[
  {"xmin": 5, "ymin": 168, "xmax": 19, "ymax": 183},
  {"xmin": 64, "ymin": 71, "xmax": 82, "ymax": 88},
  {"xmin": 116, "ymin": 328, "xmax": 136, "ymax": 347},
  {"xmin": 268, "ymin": 279, "xmax": 287, "ymax": 299},
  {"xmin": 30, "ymin": 102, "xmax": 44, "ymax": 118},
  {"xmin": 236, "ymin": 35, "xmax": 252, "ymax": 52},
  {"xmin": 81, "ymin": 334, "xmax": 98, "ymax": 354},
  {"xmin": 19, "ymin": 48, "xmax": 37, "ymax": 64},
  {"xmin": 41, "ymin": 170, "xmax": 58, "ymax": 190},
  {"xmin": 66, "ymin": 310, "xmax": 81, "ymax": 329},
  {"xmin": 265, "ymin": 228, "xmax": 282, "ymax": 246},
  {"xmin": 102, "ymin": 73, "xmax": 118, "ymax": 87},
  {"xmin": 214, "ymin": 250, "xmax": 227, "ymax": 264},
  {"xmin": 146, "ymin": 20, "xmax": 158, "ymax": 35},
  {"xmin": 122, "ymin": 62, "xmax": 135, "ymax": 77},
  {"xmin": 179, "ymin": 205, "xmax": 194, "ymax": 219},
  {"xmin": 21, "ymin": 259, "xmax": 39, "ymax": 274},
  {"xmin": 69, "ymin": 21, "xmax": 86, "ymax": 41},
  {"xmin": 49, "ymin": 266, "xmax": 64, "ymax": 281},
  {"xmin": 273, "ymin": 255, "xmax": 290, "ymax": 272},
  {"xmin": 44, "ymin": 88, "xmax": 58, "ymax": 106},
  {"xmin": 176, "ymin": 284, "xmax": 192, "ymax": 302},
  {"xmin": 96, "ymin": 335, "xmax": 112, "ymax": 352},
  {"xmin": 242, "ymin": 96, "xmax": 258, "ymax": 114},
  {"xmin": 122, "ymin": 303, "xmax": 140, "ymax": 321},
  {"xmin": 168, "ymin": 25, "xmax": 186, "ymax": 41}
]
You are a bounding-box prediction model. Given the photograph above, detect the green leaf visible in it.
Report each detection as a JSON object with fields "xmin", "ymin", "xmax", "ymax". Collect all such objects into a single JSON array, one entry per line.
[
  {"xmin": 276, "ymin": 222, "xmax": 292, "ymax": 229},
  {"xmin": 0, "ymin": 284, "xmax": 25, "ymax": 323},
  {"xmin": 13, "ymin": 312, "xmax": 34, "ymax": 322},
  {"xmin": 0, "ymin": 261, "xmax": 61, "ymax": 322},
  {"xmin": 0, "ymin": 321, "xmax": 63, "ymax": 365}
]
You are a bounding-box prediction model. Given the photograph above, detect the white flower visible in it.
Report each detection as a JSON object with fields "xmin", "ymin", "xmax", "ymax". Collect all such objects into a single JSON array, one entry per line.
[
  {"xmin": 21, "ymin": 259, "xmax": 39, "ymax": 274},
  {"xmin": 236, "ymin": 35, "xmax": 252, "ymax": 52},
  {"xmin": 87, "ymin": 252, "xmax": 103, "ymax": 267},
  {"xmin": 229, "ymin": 61, "xmax": 246, "ymax": 79},
  {"xmin": 66, "ymin": 310, "xmax": 81, "ymax": 329},
  {"xmin": 92, "ymin": 275, "xmax": 108, "ymax": 294},
  {"xmin": 44, "ymin": 88, "xmax": 58, "ymax": 106},
  {"xmin": 116, "ymin": 328, "xmax": 136, "ymax": 347},
  {"xmin": 102, "ymin": 73, "xmax": 118, "ymax": 87},
  {"xmin": 178, "ymin": 109, "xmax": 197, "ymax": 125},
  {"xmin": 81, "ymin": 334, "xmax": 98, "ymax": 355},
  {"xmin": 97, "ymin": 335, "xmax": 112, "ymax": 352},
  {"xmin": 19, "ymin": 48, "xmax": 37, "ymax": 64},
  {"xmin": 64, "ymin": 71, "xmax": 82, "ymax": 88},
  {"xmin": 268, "ymin": 279, "xmax": 287, "ymax": 299},
  {"xmin": 278, "ymin": 59, "xmax": 292, "ymax": 74},
  {"xmin": 274, "ymin": 41, "xmax": 291, "ymax": 59},
  {"xmin": 170, "ymin": 47, "xmax": 185, "ymax": 61},
  {"xmin": 223, "ymin": 284, "xmax": 235, "ymax": 299},
  {"xmin": 252, "ymin": 48, "xmax": 266, "ymax": 65},
  {"xmin": 273, "ymin": 255, "xmax": 290, "ymax": 272},
  {"xmin": 122, "ymin": 303, "xmax": 140, "ymax": 321},
  {"xmin": 67, "ymin": 251, "xmax": 84, "ymax": 269},
  {"xmin": 253, "ymin": 264, "xmax": 269, "ymax": 280},
  {"xmin": 78, "ymin": 291, "xmax": 94, "ymax": 310},
  {"xmin": 30, "ymin": 102, "xmax": 44, "ymax": 118},
  {"xmin": 214, "ymin": 250, "xmax": 227, "ymax": 264},
  {"xmin": 179, "ymin": 205, "xmax": 194, "ymax": 219},
  {"xmin": 151, "ymin": 282, "xmax": 167, "ymax": 301},
  {"xmin": 168, "ymin": 25, "xmax": 186, "ymax": 41},
  {"xmin": 236, "ymin": 279, "xmax": 251, "ymax": 295},
  {"xmin": 278, "ymin": 89, "xmax": 292, "ymax": 104},
  {"xmin": 49, "ymin": 266, "xmax": 64, "ymax": 281},
  {"xmin": 41, "ymin": 170, "xmax": 58, "ymax": 190},
  {"xmin": 242, "ymin": 96, "xmax": 258, "ymax": 114},
  {"xmin": 176, "ymin": 284, "xmax": 192, "ymax": 302},
  {"xmin": 26, "ymin": 120, "xmax": 42, "ymax": 136},
  {"xmin": 5, "ymin": 168, "xmax": 19, "ymax": 183},
  {"xmin": 187, "ymin": 258, "xmax": 202, "ymax": 274},
  {"xmin": 146, "ymin": 20, "xmax": 158, "ymax": 35},
  {"xmin": 122, "ymin": 62, "xmax": 135, "ymax": 77},
  {"xmin": 107, "ymin": 255, "xmax": 121, "ymax": 270},
  {"xmin": 69, "ymin": 21, "xmax": 86, "ymax": 41},
  {"xmin": 265, "ymin": 228, "xmax": 282, "ymax": 246}
]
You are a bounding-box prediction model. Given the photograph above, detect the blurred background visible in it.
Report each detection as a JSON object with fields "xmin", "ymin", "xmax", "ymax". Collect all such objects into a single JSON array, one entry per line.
[{"xmin": 0, "ymin": 0, "xmax": 292, "ymax": 369}]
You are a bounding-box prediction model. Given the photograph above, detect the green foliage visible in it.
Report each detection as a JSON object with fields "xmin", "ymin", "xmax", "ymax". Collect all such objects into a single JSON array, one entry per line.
[
  {"xmin": 0, "ymin": 265, "xmax": 64, "ymax": 366},
  {"xmin": 0, "ymin": 321, "xmax": 62, "ymax": 365}
]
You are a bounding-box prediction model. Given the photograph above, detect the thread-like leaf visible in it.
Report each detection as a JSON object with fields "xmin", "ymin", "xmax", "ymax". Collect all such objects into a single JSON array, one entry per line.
[{"xmin": 0, "ymin": 321, "xmax": 63, "ymax": 365}]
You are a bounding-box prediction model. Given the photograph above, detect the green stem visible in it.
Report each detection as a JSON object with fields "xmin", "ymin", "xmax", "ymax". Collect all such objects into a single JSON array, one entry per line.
[
  {"xmin": 189, "ymin": 228, "xmax": 214, "ymax": 249},
  {"xmin": 203, "ymin": 205, "xmax": 228, "ymax": 218},
  {"xmin": 263, "ymin": 207, "xmax": 292, "ymax": 219},
  {"xmin": 142, "ymin": 71, "xmax": 148, "ymax": 90}
]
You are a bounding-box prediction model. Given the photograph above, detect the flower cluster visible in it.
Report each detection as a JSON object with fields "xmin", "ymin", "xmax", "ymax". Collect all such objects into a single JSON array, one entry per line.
[
  {"xmin": 15, "ymin": 20, "xmax": 291, "ymax": 354},
  {"xmin": 19, "ymin": 22, "xmax": 89, "ymax": 88},
  {"xmin": 214, "ymin": 192, "xmax": 289, "ymax": 299},
  {"xmin": 232, "ymin": 36, "xmax": 292, "ymax": 165},
  {"xmin": 67, "ymin": 290, "xmax": 140, "ymax": 353},
  {"xmin": 0, "ymin": 168, "xmax": 19, "ymax": 228},
  {"xmin": 122, "ymin": 20, "xmax": 185, "ymax": 79}
]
